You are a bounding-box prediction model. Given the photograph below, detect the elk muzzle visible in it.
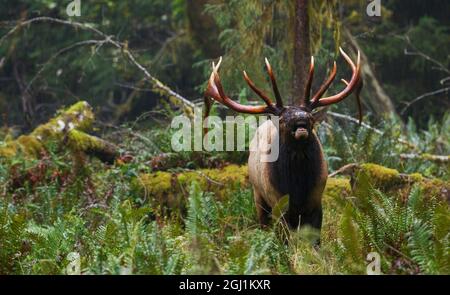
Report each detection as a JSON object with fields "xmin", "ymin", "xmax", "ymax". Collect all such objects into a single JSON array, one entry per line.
[{"xmin": 294, "ymin": 125, "xmax": 309, "ymax": 140}]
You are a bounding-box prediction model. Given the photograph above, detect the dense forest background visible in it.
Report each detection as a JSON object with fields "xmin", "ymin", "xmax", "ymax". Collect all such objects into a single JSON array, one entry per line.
[
  {"xmin": 0, "ymin": 0, "xmax": 449, "ymax": 275},
  {"xmin": 1, "ymin": 0, "xmax": 449, "ymax": 129}
]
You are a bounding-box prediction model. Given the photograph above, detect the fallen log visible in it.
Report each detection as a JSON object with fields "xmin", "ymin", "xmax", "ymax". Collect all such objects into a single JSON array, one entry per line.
[
  {"xmin": 0, "ymin": 101, "xmax": 118, "ymax": 163},
  {"xmin": 132, "ymin": 163, "xmax": 449, "ymax": 214},
  {"xmin": 400, "ymin": 153, "xmax": 450, "ymax": 164}
]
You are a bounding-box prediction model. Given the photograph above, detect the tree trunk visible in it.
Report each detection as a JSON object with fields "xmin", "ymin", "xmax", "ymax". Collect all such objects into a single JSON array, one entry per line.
[
  {"xmin": 186, "ymin": 0, "xmax": 223, "ymax": 58},
  {"xmin": 12, "ymin": 60, "xmax": 34, "ymax": 127},
  {"xmin": 292, "ymin": 0, "xmax": 311, "ymax": 105}
]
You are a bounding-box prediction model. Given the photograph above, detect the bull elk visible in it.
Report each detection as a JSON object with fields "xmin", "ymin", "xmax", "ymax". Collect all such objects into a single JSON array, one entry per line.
[{"xmin": 204, "ymin": 48, "xmax": 361, "ymax": 237}]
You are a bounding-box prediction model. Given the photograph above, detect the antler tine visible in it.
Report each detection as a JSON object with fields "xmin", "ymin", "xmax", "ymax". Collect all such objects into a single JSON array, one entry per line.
[
  {"xmin": 204, "ymin": 57, "xmax": 281, "ymax": 115},
  {"xmin": 242, "ymin": 70, "xmax": 274, "ymax": 107},
  {"xmin": 315, "ymin": 48, "xmax": 361, "ymax": 107},
  {"xmin": 211, "ymin": 58, "xmax": 230, "ymax": 102},
  {"xmin": 310, "ymin": 61, "xmax": 337, "ymax": 104},
  {"xmin": 265, "ymin": 58, "xmax": 283, "ymax": 107},
  {"xmin": 341, "ymin": 79, "xmax": 363, "ymax": 125},
  {"xmin": 303, "ymin": 56, "xmax": 315, "ymax": 105},
  {"xmin": 205, "ymin": 58, "xmax": 223, "ymax": 103}
]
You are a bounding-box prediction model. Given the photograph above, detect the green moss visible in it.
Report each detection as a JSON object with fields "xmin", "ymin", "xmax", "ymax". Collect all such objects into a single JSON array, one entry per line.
[
  {"xmin": 352, "ymin": 163, "xmax": 449, "ymax": 203},
  {"xmin": 67, "ymin": 129, "xmax": 102, "ymax": 151},
  {"xmin": 410, "ymin": 173, "xmax": 424, "ymax": 182},
  {"xmin": 359, "ymin": 163, "xmax": 400, "ymax": 187},
  {"xmin": 324, "ymin": 178, "xmax": 351, "ymax": 198},
  {"xmin": 133, "ymin": 162, "xmax": 449, "ymax": 216},
  {"xmin": 421, "ymin": 178, "xmax": 449, "ymax": 202},
  {"xmin": 0, "ymin": 135, "xmax": 44, "ymax": 158},
  {"xmin": 137, "ymin": 172, "xmax": 174, "ymax": 196},
  {"xmin": 0, "ymin": 101, "xmax": 95, "ymax": 159},
  {"xmin": 16, "ymin": 135, "xmax": 44, "ymax": 157},
  {"xmin": 352, "ymin": 163, "xmax": 400, "ymax": 200},
  {"xmin": 0, "ymin": 141, "xmax": 17, "ymax": 157},
  {"xmin": 32, "ymin": 101, "xmax": 94, "ymax": 140},
  {"xmin": 134, "ymin": 165, "xmax": 356, "ymax": 214},
  {"xmin": 323, "ymin": 177, "xmax": 351, "ymax": 208},
  {"xmin": 134, "ymin": 165, "xmax": 249, "ymax": 199},
  {"xmin": 57, "ymin": 101, "xmax": 94, "ymax": 132}
]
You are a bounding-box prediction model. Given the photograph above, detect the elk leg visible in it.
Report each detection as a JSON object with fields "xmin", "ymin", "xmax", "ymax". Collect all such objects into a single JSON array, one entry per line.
[
  {"xmin": 254, "ymin": 190, "xmax": 271, "ymax": 228},
  {"xmin": 300, "ymin": 206, "xmax": 323, "ymax": 247},
  {"xmin": 301, "ymin": 206, "xmax": 323, "ymax": 230}
]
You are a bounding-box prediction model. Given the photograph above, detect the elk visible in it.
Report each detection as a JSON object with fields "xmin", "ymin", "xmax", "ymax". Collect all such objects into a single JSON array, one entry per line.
[{"xmin": 204, "ymin": 48, "xmax": 361, "ymax": 236}]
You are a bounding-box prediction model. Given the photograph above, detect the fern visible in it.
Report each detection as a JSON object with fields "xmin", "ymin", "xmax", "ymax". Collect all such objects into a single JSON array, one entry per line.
[
  {"xmin": 338, "ymin": 204, "xmax": 364, "ymax": 271},
  {"xmin": 407, "ymin": 220, "xmax": 437, "ymax": 273},
  {"xmin": 0, "ymin": 202, "xmax": 27, "ymax": 274},
  {"xmin": 344, "ymin": 183, "xmax": 449, "ymax": 274},
  {"xmin": 185, "ymin": 182, "xmax": 220, "ymax": 238}
]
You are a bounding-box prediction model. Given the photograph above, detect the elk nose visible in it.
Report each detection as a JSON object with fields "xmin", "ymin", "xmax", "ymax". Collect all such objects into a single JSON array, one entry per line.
[{"xmin": 294, "ymin": 126, "xmax": 309, "ymax": 140}]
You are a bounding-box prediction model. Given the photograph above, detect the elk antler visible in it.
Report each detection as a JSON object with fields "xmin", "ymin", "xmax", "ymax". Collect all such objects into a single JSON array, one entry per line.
[
  {"xmin": 303, "ymin": 56, "xmax": 315, "ymax": 106},
  {"xmin": 265, "ymin": 58, "xmax": 283, "ymax": 108},
  {"xmin": 204, "ymin": 57, "xmax": 284, "ymax": 115},
  {"xmin": 309, "ymin": 47, "xmax": 361, "ymax": 109}
]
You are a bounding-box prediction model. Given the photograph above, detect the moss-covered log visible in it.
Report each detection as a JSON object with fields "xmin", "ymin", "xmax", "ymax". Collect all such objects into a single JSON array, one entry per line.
[
  {"xmin": 133, "ymin": 163, "xmax": 449, "ymax": 213},
  {"xmin": 132, "ymin": 165, "xmax": 352, "ymax": 213},
  {"xmin": 0, "ymin": 101, "xmax": 118, "ymax": 163},
  {"xmin": 351, "ymin": 163, "xmax": 449, "ymax": 203}
]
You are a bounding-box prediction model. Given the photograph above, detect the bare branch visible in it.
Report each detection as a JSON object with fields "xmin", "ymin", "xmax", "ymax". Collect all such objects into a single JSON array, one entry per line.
[
  {"xmin": 399, "ymin": 35, "xmax": 450, "ymax": 75},
  {"xmin": 400, "ymin": 87, "xmax": 450, "ymax": 115},
  {"xmin": 400, "ymin": 153, "xmax": 450, "ymax": 164},
  {"xmin": 0, "ymin": 17, "xmax": 107, "ymax": 47},
  {"xmin": 326, "ymin": 112, "xmax": 449, "ymax": 164},
  {"xmin": 329, "ymin": 163, "xmax": 359, "ymax": 177},
  {"xmin": 24, "ymin": 39, "xmax": 107, "ymax": 95},
  {"xmin": 327, "ymin": 111, "xmax": 419, "ymax": 150},
  {"xmin": 0, "ymin": 16, "xmax": 195, "ymax": 113}
]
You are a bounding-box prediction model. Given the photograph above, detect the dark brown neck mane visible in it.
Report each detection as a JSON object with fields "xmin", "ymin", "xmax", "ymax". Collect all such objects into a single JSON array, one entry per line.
[{"xmin": 269, "ymin": 133, "xmax": 324, "ymax": 228}]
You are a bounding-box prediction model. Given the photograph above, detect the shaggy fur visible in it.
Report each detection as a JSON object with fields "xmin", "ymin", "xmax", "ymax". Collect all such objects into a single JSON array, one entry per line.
[{"xmin": 248, "ymin": 107, "xmax": 327, "ymax": 231}]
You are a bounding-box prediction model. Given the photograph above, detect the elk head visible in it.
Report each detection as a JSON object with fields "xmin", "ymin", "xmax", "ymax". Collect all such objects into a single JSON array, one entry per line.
[{"xmin": 204, "ymin": 48, "xmax": 362, "ymax": 145}]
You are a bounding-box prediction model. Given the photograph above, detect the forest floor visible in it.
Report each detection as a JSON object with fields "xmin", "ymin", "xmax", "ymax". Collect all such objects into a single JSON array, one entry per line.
[{"xmin": 0, "ymin": 102, "xmax": 449, "ymax": 274}]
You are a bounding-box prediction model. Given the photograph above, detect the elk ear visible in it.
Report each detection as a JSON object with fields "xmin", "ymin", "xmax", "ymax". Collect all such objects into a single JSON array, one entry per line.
[{"xmin": 312, "ymin": 107, "xmax": 328, "ymax": 124}]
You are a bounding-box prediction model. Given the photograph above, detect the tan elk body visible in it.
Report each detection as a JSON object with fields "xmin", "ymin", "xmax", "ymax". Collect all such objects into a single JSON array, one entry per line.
[
  {"xmin": 204, "ymin": 48, "xmax": 361, "ymax": 234},
  {"xmin": 248, "ymin": 119, "xmax": 328, "ymax": 227}
]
